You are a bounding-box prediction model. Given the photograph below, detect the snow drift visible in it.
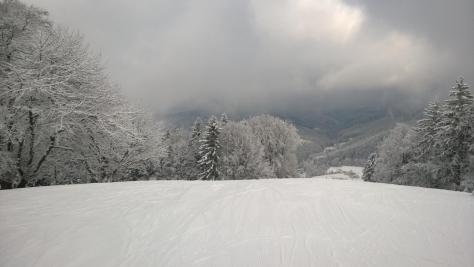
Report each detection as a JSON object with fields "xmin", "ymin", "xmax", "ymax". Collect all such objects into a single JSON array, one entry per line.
[{"xmin": 1, "ymin": 178, "xmax": 473, "ymax": 267}]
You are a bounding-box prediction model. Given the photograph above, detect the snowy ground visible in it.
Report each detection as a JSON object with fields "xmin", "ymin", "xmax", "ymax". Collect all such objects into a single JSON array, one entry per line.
[{"xmin": 1, "ymin": 178, "xmax": 473, "ymax": 267}]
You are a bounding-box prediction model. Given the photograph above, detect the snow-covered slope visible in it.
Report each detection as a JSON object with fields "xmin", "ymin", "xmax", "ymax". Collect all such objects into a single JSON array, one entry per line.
[{"xmin": 1, "ymin": 178, "xmax": 473, "ymax": 267}]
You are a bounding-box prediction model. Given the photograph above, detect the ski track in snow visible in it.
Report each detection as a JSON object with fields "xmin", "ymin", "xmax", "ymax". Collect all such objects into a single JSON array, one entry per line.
[{"xmin": 1, "ymin": 178, "xmax": 473, "ymax": 267}]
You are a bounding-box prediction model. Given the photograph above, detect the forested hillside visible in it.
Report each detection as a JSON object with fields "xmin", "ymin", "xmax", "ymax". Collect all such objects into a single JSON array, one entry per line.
[{"xmin": 362, "ymin": 79, "xmax": 474, "ymax": 192}]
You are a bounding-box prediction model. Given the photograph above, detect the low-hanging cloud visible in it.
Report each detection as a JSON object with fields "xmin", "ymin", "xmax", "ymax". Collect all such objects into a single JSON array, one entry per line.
[{"xmin": 23, "ymin": 0, "xmax": 474, "ymax": 114}]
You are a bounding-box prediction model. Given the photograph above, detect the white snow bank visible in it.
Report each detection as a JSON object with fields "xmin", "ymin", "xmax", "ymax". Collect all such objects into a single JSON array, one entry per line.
[
  {"xmin": 1, "ymin": 179, "xmax": 473, "ymax": 267},
  {"xmin": 326, "ymin": 166, "xmax": 364, "ymax": 178}
]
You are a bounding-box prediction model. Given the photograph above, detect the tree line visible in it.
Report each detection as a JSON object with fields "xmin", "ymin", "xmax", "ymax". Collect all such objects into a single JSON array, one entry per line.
[
  {"xmin": 362, "ymin": 78, "xmax": 474, "ymax": 192},
  {"xmin": 156, "ymin": 114, "xmax": 301, "ymax": 180}
]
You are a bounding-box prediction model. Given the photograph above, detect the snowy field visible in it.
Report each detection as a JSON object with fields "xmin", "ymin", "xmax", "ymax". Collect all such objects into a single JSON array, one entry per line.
[{"xmin": 1, "ymin": 178, "xmax": 473, "ymax": 267}]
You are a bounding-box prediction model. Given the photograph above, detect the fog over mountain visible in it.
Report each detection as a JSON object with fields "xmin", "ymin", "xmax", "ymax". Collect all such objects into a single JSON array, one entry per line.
[{"xmin": 23, "ymin": 0, "xmax": 474, "ymax": 118}]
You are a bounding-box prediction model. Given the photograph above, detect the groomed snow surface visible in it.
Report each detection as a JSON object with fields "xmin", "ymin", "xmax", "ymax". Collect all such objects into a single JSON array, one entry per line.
[{"xmin": 1, "ymin": 177, "xmax": 473, "ymax": 267}]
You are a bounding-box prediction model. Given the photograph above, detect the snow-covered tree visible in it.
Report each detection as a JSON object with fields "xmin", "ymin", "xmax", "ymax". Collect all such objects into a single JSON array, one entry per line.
[
  {"xmin": 462, "ymin": 152, "xmax": 474, "ymax": 192},
  {"xmin": 0, "ymin": 151, "xmax": 17, "ymax": 189},
  {"xmin": 198, "ymin": 116, "xmax": 221, "ymax": 180},
  {"xmin": 362, "ymin": 153, "xmax": 377, "ymax": 182},
  {"xmin": 247, "ymin": 115, "xmax": 301, "ymax": 178},
  {"xmin": 464, "ymin": 103, "xmax": 474, "ymax": 191},
  {"xmin": 157, "ymin": 128, "xmax": 187, "ymax": 179},
  {"xmin": 219, "ymin": 121, "xmax": 273, "ymax": 179},
  {"xmin": 367, "ymin": 79, "xmax": 473, "ymax": 190},
  {"xmin": 182, "ymin": 117, "xmax": 204, "ymax": 179},
  {"xmin": 415, "ymin": 101, "xmax": 442, "ymax": 159},
  {"xmin": 397, "ymin": 162, "xmax": 441, "ymax": 188},
  {"xmin": 436, "ymin": 78, "xmax": 473, "ymax": 186},
  {"xmin": 0, "ymin": 0, "xmax": 164, "ymax": 187},
  {"xmin": 191, "ymin": 117, "xmax": 203, "ymax": 142},
  {"xmin": 0, "ymin": 21, "xmax": 116, "ymax": 185},
  {"xmin": 220, "ymin": 113, "xmax": 228, "ymax": 126},
  {"xmin": 373, "ymin": 124, "xmax": 415, "ymax": 183}
]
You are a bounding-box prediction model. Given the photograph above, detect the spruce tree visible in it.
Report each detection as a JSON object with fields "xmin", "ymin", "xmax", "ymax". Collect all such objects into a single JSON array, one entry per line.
[
  {"xmin": 191, "ymin": 117, "xmax": 203, "ymax": 143},
  {"xmin": 415, "ymin": 101, "xmax": 442, "ymax": 159},
  {"xmin": 437, "ymin": 78, "xmax": 473, "ymax": 186},
  {"xmin": 362, "ymin": 153, "xmax": 377, "ymax": 182},
  {"xmin": 190, "ymin": 117, "xmax": 203, "ymax": 158},
  {"xmin": 158, "ymin": 129, "xmax": 173, "ymax": 177},
  {"xmin": 198, "ymin": 116, "xmax": 221, "ymax": 180},
  {"xmin": 220, "ymin": 113, "xmax": 229, "ymax": 126},
  {"xmin": 185, "ymin": 117, "xmax": 203, "ymax": 179}
]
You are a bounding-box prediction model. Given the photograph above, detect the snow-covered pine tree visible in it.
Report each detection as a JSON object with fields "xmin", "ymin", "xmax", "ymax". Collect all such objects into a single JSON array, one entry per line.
[
  {"xmin": 218, "ymin": 113, "xmax": 232, "ymax": 177},
  {"xmin": 415, "ymin": 101, "xmax": 442, "ymax": 159},
  {"xmin": 466, "ymin": 103, "xmax": 474, "ymax": 191},
  {"xmin": 220, "ymin": 113, "xmax": 229, "ymax": 126},
  {"xmin": 191, "ymin": 117, "xmax": 203, "ymax": 143},
  {"xmin": 436, "ymin": 78, "xmax": 473, "ymax": 187},
  {"xmin": 362, "ymin": 153, "xmax": 377, "ymax": 182},
  {"xmin": 157, "ymin": 128, "xmax": 186, "ymax": 179},
  {"xmin": 157, "ymin": 129, "xmax": 173, "ymax": 178},
  {"xmin": 184, "ymin": 117, "xmax": 203, "ymax": 179},
  {"xmin": 198, "ymin": 116, "xmax": 221, "ymax": 180}
]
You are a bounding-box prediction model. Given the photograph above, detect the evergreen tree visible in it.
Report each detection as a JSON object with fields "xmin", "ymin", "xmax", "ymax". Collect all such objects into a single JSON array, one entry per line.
[
  {"xmin": 220, "ymin": 113, "xmax": 229, "ymax": 126},
  {"xmin": 198, "ymin": 116, "xmax": 221, "ymax": 180},
  {"xmin": 415, "ymin": 101, "xmax": 442, "ymax": 159},
  {"xmin": 466, "ymin": 103, "xmax": 474, "ymax": 191},
  {"xmin": 362, "ymin": 153, "xmax": 377, "ymax": 182},
  {"xmin": 437, "ymin": 78, "xmax": 473, "ymax": 186},
  {"xmin": 157, "ymin": 128, "xmax": 187, "ymax": 179},
  {"xmin": 158, "ymin": 129, "xmax": 174, "ymax": 178},
  {"xmin": 190, "ymin": 117, "xmax": 203, "ymax": 143},
  {"xmin": 184, "ymin": 117, "xmax": 203, "ymax": 179}
]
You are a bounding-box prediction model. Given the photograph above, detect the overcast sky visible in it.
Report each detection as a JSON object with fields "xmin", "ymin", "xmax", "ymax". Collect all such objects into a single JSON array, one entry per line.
[{"xmin": 23, "ymin": 0, "xmax": 474, "ymax": 114}]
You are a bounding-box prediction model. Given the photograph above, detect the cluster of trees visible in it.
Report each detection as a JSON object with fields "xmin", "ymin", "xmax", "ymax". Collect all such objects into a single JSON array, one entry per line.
[
  {"xmin": 157, "ymin": 114, "xmax": 301, "ymax": 180},
  {"xmin": 362, "ymin": 79, "xmax": 474, "ymax": 191},
  {"xmin": 0, "ymin": 0, "xmax": 164, "ymax": 188}
]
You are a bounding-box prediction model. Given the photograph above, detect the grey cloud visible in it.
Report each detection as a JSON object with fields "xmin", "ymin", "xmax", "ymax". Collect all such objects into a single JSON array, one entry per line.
[{"xmin": 23, "ymin": 0, "xmax": 474, "ymax": 115}]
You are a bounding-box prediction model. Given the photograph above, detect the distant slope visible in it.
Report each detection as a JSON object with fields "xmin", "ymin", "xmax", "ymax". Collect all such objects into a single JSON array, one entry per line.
[
  {"xmin": 1, "ymin": 179, "xmax": 473, "ymax": 267},
  {"xmin": 303, "ymin": 128, "xmax": 389, "ymax": 176},
  {"xmin": 296, "ymin": 125, "xmax": 331, "ymax": 161},
  {"xmin": 336, "ymin": 117, "xmax": 398, "ymax": 141},
  {"xmin": 300, "ymin": 113, "xmax": 426, "ymax": 176}
]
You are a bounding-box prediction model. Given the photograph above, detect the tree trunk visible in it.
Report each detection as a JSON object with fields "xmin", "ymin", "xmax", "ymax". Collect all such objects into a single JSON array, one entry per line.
[
  {"xmin": 27, "ymin": 109, "xmax": 37, "ymax": 166},
  {"xmin": 16, "ymin": 139, "xmax": 26, "ymax": 188}
]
